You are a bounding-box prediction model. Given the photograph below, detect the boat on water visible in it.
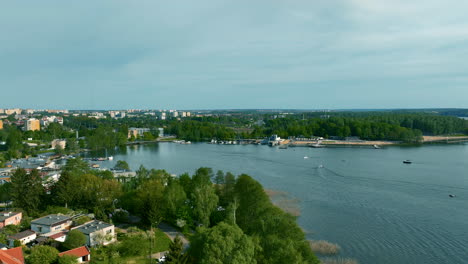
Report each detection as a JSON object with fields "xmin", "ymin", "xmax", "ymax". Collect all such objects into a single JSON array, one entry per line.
[
  {"xmin": 304, "ymin": 156, "xmax": 309, "ymax": 159},
  {"xmin": 373, "ymin": 145, "xmax": 381, "ymax": 149},
  {"xmin": 310, "ymin": 143, "xmax": 324, "ymax": 148},
  {"xmin": 403, "ymin": 160, "xmax": 412, "ymax": 164}
]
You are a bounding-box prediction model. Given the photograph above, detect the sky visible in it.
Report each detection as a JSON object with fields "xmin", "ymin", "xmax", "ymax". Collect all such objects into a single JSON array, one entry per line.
[{"xmin": 1, "ymin": 0, "xmax": 468, "ymax": 110}]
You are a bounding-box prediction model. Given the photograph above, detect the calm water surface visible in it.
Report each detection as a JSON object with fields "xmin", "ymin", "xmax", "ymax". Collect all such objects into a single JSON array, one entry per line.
[{"xmin": 86, "ymin": 143, "xmax": 468, "ymax": 264}]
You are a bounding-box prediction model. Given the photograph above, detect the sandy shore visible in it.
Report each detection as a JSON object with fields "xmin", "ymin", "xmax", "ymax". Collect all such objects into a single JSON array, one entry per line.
[
  {"xmin": 289, "ymin": 136, "xmax": 468, "ymax": 147},
  {"xmin": 422, "ymin": 136, "xmax": 468, "ymax": 142},
  {"xmin": 290, "ymin": 140, "xmax": 396, "ymax": 146}
]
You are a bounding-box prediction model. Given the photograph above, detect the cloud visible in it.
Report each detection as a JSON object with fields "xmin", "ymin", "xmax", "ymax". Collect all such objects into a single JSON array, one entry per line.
[{"xmin": 0, "ymin": 0, "xmax": 467, "ymax": 109}]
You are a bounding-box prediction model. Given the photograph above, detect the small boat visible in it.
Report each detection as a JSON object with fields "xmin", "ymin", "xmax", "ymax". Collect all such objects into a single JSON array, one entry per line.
[
  {"xmin": 108, "ymin": 156, "xmax": 113, "ymax": 161},
  {"xmin": 318, "ymin": 164, "xmax": 324, "ymax": 168},
  {"xmin": 304, "ymin": 156, "xmax": 309, "ymax": 159},
  {"xmin": 403, "ymin": 160, "xmax": 412, "ymax": 164},
  {"xmin": 373, "ymin": 145, "xmax": 381, "ymax": 149},
  {"xmin": 449, "ymin": 194, "xmax": 456, "ymax": 198}
]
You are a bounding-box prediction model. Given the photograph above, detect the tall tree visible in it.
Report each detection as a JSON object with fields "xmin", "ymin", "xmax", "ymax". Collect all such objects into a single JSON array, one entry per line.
[
  {"xmin": 191, "ymin": 184, "xmax": 218, "ymax": 227},
  {"xmin": 189, "ymin": 222, "xmax": 256, "ymax": 264},
  {"xmin": 28, "ymin": 245, "xmax": 59, "ymax": 264},
  {"xmin": 10, "ymin": 168, "xmax": 44, "ymax": 214},
  {"xmin": 63, "ymin": 229, "xmax": 86, "ymax": 250},
  {"xmin": 165, "ymin": 235, "xmax": 186, "ymax": 264}
]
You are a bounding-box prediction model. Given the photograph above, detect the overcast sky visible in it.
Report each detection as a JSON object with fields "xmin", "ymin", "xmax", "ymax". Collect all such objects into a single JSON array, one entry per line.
[{"xmin": 1, "ymin": 0, "xmax": 468, "ymax": 110}]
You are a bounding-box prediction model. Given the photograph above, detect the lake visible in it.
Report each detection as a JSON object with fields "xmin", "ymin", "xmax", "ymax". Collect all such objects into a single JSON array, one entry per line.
[{"xmin": 84, "ymin": 143, "xmax": 468, "ymax": 264}]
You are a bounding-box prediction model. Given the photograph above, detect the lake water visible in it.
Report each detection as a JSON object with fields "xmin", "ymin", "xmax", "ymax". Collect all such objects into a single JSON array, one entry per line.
[{"xmin": 85, "ymin": 143, "xmax": 468, "ymax": 264}]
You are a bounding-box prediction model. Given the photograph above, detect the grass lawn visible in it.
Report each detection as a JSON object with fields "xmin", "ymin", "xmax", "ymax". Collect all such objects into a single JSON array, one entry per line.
[{"xmin": 90, "ymin": 227, "xmax": 172, "ymax": 264}]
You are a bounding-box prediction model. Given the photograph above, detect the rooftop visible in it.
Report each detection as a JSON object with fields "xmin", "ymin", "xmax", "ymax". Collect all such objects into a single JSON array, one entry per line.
[
  {"xmin": 31, "ymin": 214, "xmax": 71, "ymax": 226},
  {"xmin": 58, "ymin": 246, "xmax": 90, "ymax": 258},
  {"xmin": 0, "ymin": 212, "xmax": 20, "ymax": 222},
  {"xmin": 9, "ymin": 230, "xmax": 35, "ymax": 240},
  {"xmin": 74, "ymin": 220, "xmax": 113, "ymax": 235},
  {"xmin": 0, "ymin": 247, "xmax": 25, "ymax": 264}
]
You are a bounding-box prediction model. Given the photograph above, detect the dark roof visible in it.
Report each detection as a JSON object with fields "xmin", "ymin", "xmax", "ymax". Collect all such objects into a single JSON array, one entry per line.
[
  {"xmin": 74, "ymin": 220, "xmax": 113, "ymax": 235},
  {"xmin": 9, "ymin": 230, "xmax": 35, "ymax": 240},
  {"xmin": 0, "ymin": 212, "xmax": 21, "ymax": 222},
  {"xmin": 31, "ymin": 214, "xmax": 71, "ymax": 226}
]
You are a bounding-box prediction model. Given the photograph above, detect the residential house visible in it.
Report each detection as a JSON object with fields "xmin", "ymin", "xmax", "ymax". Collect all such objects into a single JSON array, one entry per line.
[
  {"xmin": 58, "ymin": 246, "xmax": 91, "ymax": 263},
  {"xmin": 0, "ymin": 212, "xmax": 22, "ymax": 228},
  {"xmin": 72, "ymin": 220, "xmax": 115, "ymax": 247},
  {"xmin": 31, "ymin": 214, "xmax": 72, "ymax": 234},
  {"xmin": 0, "ymin": 247, "xmax": 25, "ymax": 264},
  {"xmin": 8, "ymin": 230, "xmax": 36, "ymax": 247}
]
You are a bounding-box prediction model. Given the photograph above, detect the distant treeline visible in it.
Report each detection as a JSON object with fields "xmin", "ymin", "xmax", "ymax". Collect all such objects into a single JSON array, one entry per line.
[
  {"xmin": 64, "ymin": 112, "xmax": 468, "ymax": 143},
  {"xmin": 252, "ymin": 113, "xmax": 468, "ymax": 142}
]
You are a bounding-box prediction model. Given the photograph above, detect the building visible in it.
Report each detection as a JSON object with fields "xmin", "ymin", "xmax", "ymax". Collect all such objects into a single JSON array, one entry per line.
[
  {"xmin": 5, "ymin": 109, "xmax": 22, "ymax": 116},
  {"xmin": 8, "ymin": 230, "xmax": 36, "ymax": 247},
  {"xmin": 127, "ymin": 128, "xmax": 150, "ymax": 139},
  {"xmin": 31, "ymin": 214, "xmax": 72, "ymax": 234},
  {"xmin": 25, "ymin": 119, "xmax": 40, "ymax": 131},
  {"xmin": 73, "ymin": 220, "xmax": 115, "ymax": 247},
  {"xmin": 171, "ymin": 111, "xmax": 179, "ymax": 118},
  {"xmin": 51, "ymin": 139, "xmax": 67, "ymax": 150},
  {"xmin": 58, "ymin": 246, "xmax": 91, "ymax": 263},
  {"xmin": 157, "ymin": 112, "xmax": 166, "ymax": 120},
  {"xmin": 0, "ymin": 120, "xmax": 3, "ymax": 130},
  {"xmin": 0, "ymin": 212, "xmax": 22, "ymax": 228},
  {"xmin": 0, "ymin": 247, "xmax": 25, "ymax": 264},
  {"xmin": 157, "ymin": 128, "xmax": 164, "ymax": 137}
]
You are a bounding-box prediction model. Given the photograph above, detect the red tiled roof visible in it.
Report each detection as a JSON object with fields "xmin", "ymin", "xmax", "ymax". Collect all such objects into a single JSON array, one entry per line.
[
  {"xmin": 0, "ymin": 247, "xmax": 25, "ymax": 264},
  {"xmin": 58, "ymin": 246, "xmax": 90, "ymax": 258},
  {"xmin": 49, "ymin": 232, "xmax": 65, "ymax": 239}
]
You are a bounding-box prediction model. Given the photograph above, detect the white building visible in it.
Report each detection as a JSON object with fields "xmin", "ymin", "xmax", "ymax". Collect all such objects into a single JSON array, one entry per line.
[
  {"xmin": 31, "ymin": 214, "xmax": 72, "ymax": 234},
  {"xmin": 8, "ymin": 230, "xmax": 36, "ymax": 247}
]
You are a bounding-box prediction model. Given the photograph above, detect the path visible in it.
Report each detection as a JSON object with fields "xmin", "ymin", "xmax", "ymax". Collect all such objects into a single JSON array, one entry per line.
[{"xmin": 158, "ymin": 222, "xmax": 190, "ymax": 250}]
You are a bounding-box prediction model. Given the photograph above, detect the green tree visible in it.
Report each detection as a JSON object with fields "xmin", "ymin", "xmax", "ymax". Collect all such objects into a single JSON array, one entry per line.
[
  {"xmin": 10, "ymin": 168, "xmax": 44, "ymax": 215},
  {"xmin": 63, "ymin": 229, "xmax": 86, "ymax": 250},
  {"xmin": 65, "ymin": 137, "xmax": 79, "ymax": 154},
  {"xmin": 191, "ymin": 184, "xmax": 218, "ymax": 227},
  {"xmin": 165, "ymin": 235, "xmax": 186, "ymax": 264},
  {"xmin": 28, "ymin": 245, "xmax": 59, "ymax": 264},
  {"xmin": 51, "ymin": 171, "xmax": 78, "ymax": 208},
  {"xmin": 114, "ymin": 160, "xmax": 130, "ymax": 171},
  {"xmin": 189, "ymin": 222, "xmax": 256, "ymax": 264},
  {"xmin": 58, "ymin": 255, "xmax": 79, "ymax": 264},
  {"xmin": 163, "ymin": 181, "xmax": 187, "ymax": 222}
]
